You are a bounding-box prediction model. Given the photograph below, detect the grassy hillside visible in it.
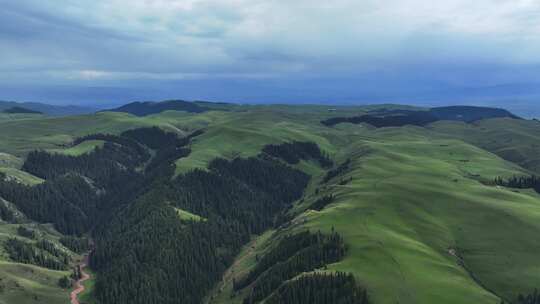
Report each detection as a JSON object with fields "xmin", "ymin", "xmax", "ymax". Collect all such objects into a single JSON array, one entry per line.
[
  {"xmin": 174, "ymin": 109, "xmax": 340, "ymax": 174},
  {"xmin": 0, "ymin": 222, "xmax": 76, "ymax": 304},
  {"xmin": 299, "ymin": 137, "xmax": 538, "ymax": 304},
  {"xmin": 173, "ymin": 207, "xmax": 206, "ymax": 222},
  {"xmin": 1, "ymin": 103, "xmax": 540, "ymax": 304},
  {"xmin": 0, "ymin": 261, "xmax": 70, "ymax": 304},
  {"xmin": 430, "ymin": 118, "xmax": 540, "ymax": 173},
  {"xmin": 0, "ymin": 153, "xmax": 22, "ymax": 168},
  {"xmin": 0, "ymin": 111, "xmax": 198, "ymax": 156},
  {"xmin": 48, "ymin": 140, "xmax": 105, "ymax": 156},
  {"xmin": 0, "ymin": 113, "xmax": 44, "ymax": 122},
  {"xmin": 0, "ymin": 168, "xmax": 44, "ymax": 186},
  {"xmin": 0, "ymin": 153, "xmax": 43, "ymax": 185},
  {"xmin": 190, "ymin": 107, "xmax": 540, "ymax": 304}
]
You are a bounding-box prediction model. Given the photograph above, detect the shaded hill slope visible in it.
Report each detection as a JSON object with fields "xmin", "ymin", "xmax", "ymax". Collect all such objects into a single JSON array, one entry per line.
[
  {"xmin": 2, "ymin": 107, "xmax": 42, "ymax": 114},
  {"xmin": 104, "ymin": 100, "xmax": 210, "ymax": 116},
  {"xmin": 322, "ymin": 106, "xmax": 520, "ymax": 127},
  {"xmin": 430, "ymin": 118, "xmax": 540, "ymax": 174},
  {"xmin": 431, "ymin": 106, "xmax": 520, "ymax": 122}
]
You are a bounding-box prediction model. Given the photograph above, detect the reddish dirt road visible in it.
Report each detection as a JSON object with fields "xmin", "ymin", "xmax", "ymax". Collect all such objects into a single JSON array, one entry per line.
[{"xmin": 70, "ymin": 255, "xmax": 90, "ymax": 304}]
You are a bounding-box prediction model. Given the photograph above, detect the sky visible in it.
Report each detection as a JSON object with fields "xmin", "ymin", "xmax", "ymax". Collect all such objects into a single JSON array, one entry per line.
[{"xmin": 1, "ymin": 0, "xmax": 540, "ymax": 115}]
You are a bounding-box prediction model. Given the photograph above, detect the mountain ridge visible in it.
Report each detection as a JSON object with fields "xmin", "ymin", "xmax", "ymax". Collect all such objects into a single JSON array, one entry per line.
[
  {"xmin": 103, "ymin": 100, "xmax": 211, "ymax": 116},
  {"xmin": 0, "ymin": 100, "xmax": 94, "ymax": 116}
]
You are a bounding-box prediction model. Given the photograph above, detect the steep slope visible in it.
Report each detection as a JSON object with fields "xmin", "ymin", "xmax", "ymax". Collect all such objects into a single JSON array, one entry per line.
[{"xmin": 299, "ymin": 137, "xmax": 539, "ymax": 304}]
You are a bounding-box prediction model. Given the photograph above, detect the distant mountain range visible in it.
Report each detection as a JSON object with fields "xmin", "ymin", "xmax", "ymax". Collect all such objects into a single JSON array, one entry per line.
[
  {"xmin": 0, "ymin": 101, "xmax": 94, "ymax": 116},
  {"xmin": 103, "ymin": 100, "xmax": 211, "ymax": 116},
  {"xmin": 322, "ymin": 105, "xmax": 521, "ymax": 127},
  {"xmin": 103, "ymin": 100, "xmax": 526, "ymax": 124},
  {"xmin": 2, "ymin": 82, "xmax": 539, "ymax": 118},
  {"xmin": 2, "ymin": 106, "xmax": 43, "ymax": 114},
  {"xmin": 429, "ymin": 105, "xmax": 520, "ymax": 121},
  {"xmin": 1, "ymin": 97, "xmax": 534, "ymax": 122}
]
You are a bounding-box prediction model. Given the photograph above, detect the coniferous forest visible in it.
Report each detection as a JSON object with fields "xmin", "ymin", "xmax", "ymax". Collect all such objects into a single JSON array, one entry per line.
[
  {"xmin": 0, "ymin": 127, "xmax": 367, "ymax": 304},
  {"xmin": 4, "ymin": 238, "xmax": 69, "ymax": 270},
  {"xmin": 90, "ymin": 152, "xmax": 311, "ymax": 304},
  {"xmin": 237, "ymin": 230, "xmax": 349, "ymax": 304},
  {"xmin": 493, "ymin": 175, "xmax": 540, "ymax": 194},
  {"xmin": 262, "ymin": 141, "xmax": 333, "ymax": 168},
  {"xmin": 265, "ymin": 272, "xmax": 369, "ymax": 304},
  {"xmin": 515, "ymin": 290, "xmax": 540, "ymax": 304}
]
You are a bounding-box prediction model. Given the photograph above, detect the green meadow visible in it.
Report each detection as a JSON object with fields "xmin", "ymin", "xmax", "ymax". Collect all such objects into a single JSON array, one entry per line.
[
  {"xmin": 48, "ymin": 140, "xmax": 105, "ymax": 156},
  {"xmin": 0, "ymin": 153, "xmax": 43, "ymax": 185}
]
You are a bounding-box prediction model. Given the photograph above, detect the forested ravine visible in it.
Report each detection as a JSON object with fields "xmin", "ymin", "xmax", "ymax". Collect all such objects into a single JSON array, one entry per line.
[{"xmin": 0, "ymin": 129, "xmax": 367, "ymax": 304}]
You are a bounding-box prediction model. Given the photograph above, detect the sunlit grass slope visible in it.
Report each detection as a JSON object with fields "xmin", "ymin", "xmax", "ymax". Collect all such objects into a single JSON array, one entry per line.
[
  {"xmin": 48, "ymin": 140, "xmax": 105, "ymax": 156},
  {"xmin": 0, "ymin": 168, "xmax": 44, "ymax": 186},
  {"xmin": 0, "ymin": 113, "xmax": 45, "ymax": 122},
  {"xmin": 202, "ymin": 117, "xmax": 540, "ymax": 304},
  {"xmin": 0, "ymin": 153, "xmax": 43, "ymax": 185},
  {"xmin": 297, "ymin": 136, "xmax": 540, "ymax": 304},
  {"xmin": 174, "ymin": 109, "xmax": 342, "ymax": 174},
  {"xmin": 0, "ymin": 111, "xmax": 211, "ymax": 156},
  {"xmin": 0, "ymin": 261, "xmax": 70, "ymax": 304}
]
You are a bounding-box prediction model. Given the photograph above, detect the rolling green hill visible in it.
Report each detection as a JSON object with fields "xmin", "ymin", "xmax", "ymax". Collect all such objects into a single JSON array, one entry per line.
[
  {"xmin": 0, "ymin": 111, "xmax": 197, "ymax": 156},
  {"xmin": 1, "ymin": 102, "xmax": 540, "ymax": 304}
]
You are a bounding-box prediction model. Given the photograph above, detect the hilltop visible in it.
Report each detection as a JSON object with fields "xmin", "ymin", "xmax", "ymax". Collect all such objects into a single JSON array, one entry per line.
[{"xmin": 104, "ymin": 100, "xmax": 212, "ymax": 116}]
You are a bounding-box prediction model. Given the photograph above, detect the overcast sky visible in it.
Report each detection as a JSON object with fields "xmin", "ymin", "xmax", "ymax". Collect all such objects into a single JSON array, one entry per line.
[{"xmin": 2, "ymin": 0, "xmax": 540, "ymax": 111}]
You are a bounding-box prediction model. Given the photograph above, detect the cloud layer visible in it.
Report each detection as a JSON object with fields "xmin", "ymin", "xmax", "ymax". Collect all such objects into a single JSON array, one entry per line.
[{"xmin": 2, "ymin": 0, "xmax": 540, "ymax": 107}]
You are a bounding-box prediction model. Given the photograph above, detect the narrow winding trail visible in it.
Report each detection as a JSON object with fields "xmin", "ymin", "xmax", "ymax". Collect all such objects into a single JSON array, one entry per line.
[{"xmin": 70, "ymin": 255, "xmax": 90, "ymax": 304}]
